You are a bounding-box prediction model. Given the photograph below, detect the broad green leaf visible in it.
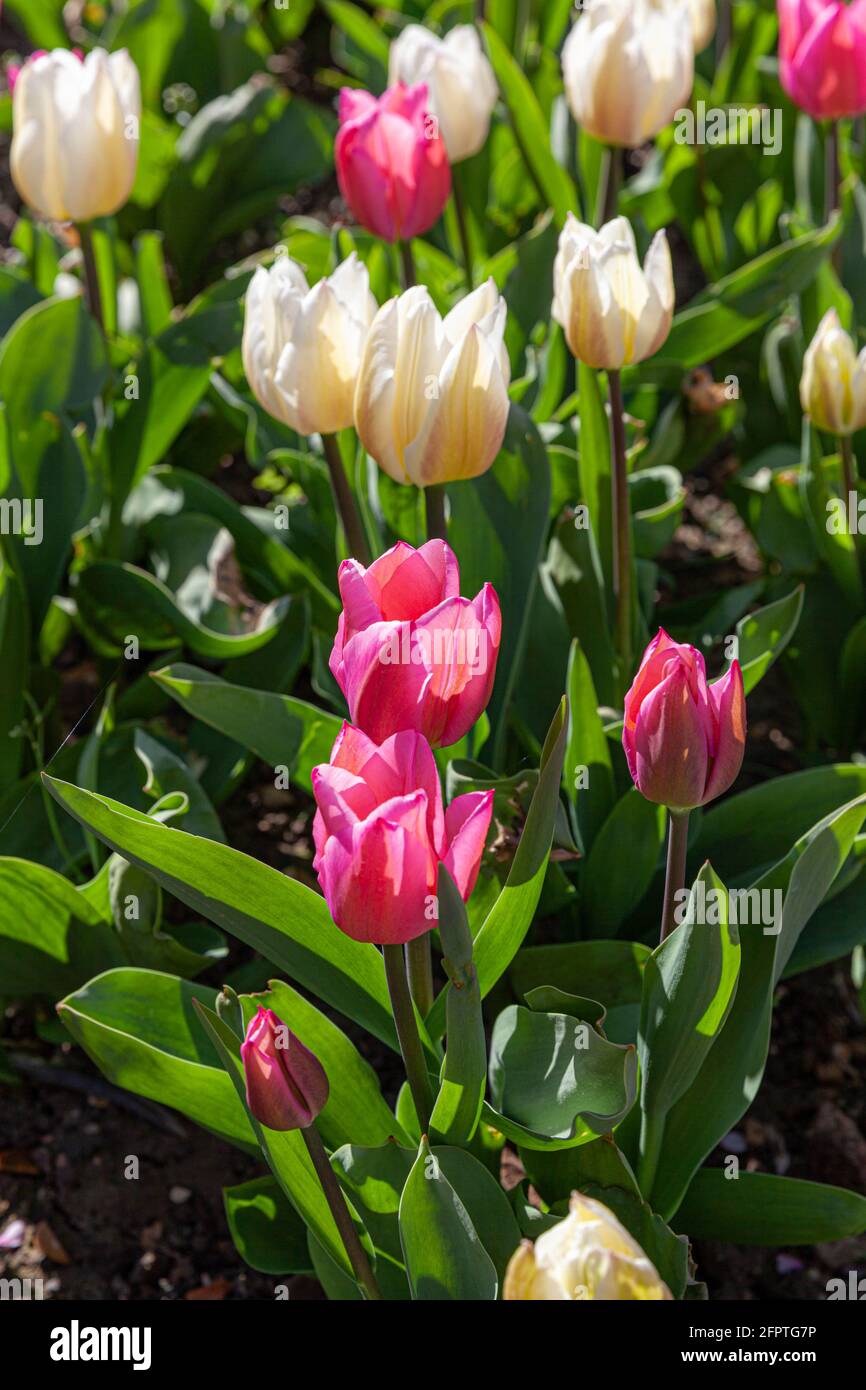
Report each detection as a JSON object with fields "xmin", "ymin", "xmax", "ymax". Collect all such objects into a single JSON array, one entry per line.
[
  {"xmin": 730, "ymin": 585, "xmax": 804, "ymax": 696},
  {"xmin": 223, "ymin": 1175, "xmax": 313, "ymax": 1275},
  {"xmin": 564, "ymin": 638, "xmax": 615, "ymax": 853},
  {"xmin": 674, "ymin": 1168, "xmax": 866, "ymax": 1245},
  {"xmin": 509, "ymin": 939, "xmax": 650, "ymax": 1045},
  {"xmin": 133, "ymin": 729, "xmax": 225, "ymax": 842},
  {"xmin": 0, "ymin": 858, "xmax": 124, "ymax": 999},
  {"xmin": 399, "ymin": 1138, "xmax": 499, "ymax": 1301},
  {"xmin": 582, "ymin": 789, "xmax": 667, "ymax": 937},
  {"xmin": 44, "ymin": 777, "xmax": 397, "ymax": 1049},
  {"xmin": 0, "ymin": 295, "xmax": 108, "ymax": 420},
  {"xmin": 429, "ymin": 870, "xmax": 486, "ymax": 1146},
  {"xmin": 519, "ymin": 1135, "xmax": 641, "ymax": 1206}
]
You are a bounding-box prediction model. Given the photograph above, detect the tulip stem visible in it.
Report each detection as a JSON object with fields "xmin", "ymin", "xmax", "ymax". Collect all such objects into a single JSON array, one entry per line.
[
  {"xmin": 608, "ymin": 368, "xmax": 633, "ymax": 694},
  {"xmin": 660, "ymin": 810, "xmax": 690, "ymax": 944},
  {"xmin": 406, "ymin": 935, "xmax": 435, "ymax": 1018},
  {"xmin": 424, "ymin": 482, "xmax": 448, "ymax": 542},
  {"xmin": 398, "ymin": 238, "xmax": 416, "ymax": 290},
  {"xmin": 451, "ymin": 169, "xmax": 474, "ymax": 292},
  {"xmin": 383, "ymin": 942, "xmax": 434, "ymax": 1134},
  {"xmin": 301, "ymin": 1125, "xmax": 382, "ymax": 1300},
  {"xmin": 321, "ymin": 433, "xmax": 371, "ymax": 565},
  {"xmin": 840, "ymin": 434, "xmax": 858, "ymax": 500},
  {"xmin": 596, "ymin": 146, "xmax": 621, "ymax": 228},
  {"xmin": 78, "ymin": 223, "xmax": 105, "ymax": 335}
]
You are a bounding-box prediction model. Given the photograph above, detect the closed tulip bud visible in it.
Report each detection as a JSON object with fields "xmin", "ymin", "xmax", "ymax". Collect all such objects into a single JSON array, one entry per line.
[
  {"xmin": 553, "ymin": 215, "xmax": 674, "ymax": 371},
  {"xmin": 242, "ymin": 252, "xmax": 377, "ymax": 437},
  {"xmin": 330, "ymin": 539, "xmax": 501, "ymax": 747},
  {"xmin": 11, "ymin": 48, "xmax": 140, "ymax": 222},
  {"xmin": 800, "ymin": 309, "xmax": 866, "ymax": 437},
  {"xmin": 388, "ymin": 25, "xmax": 497, "ymax": 163},
  {"xmin": 623, "ymin": 630, "xmax": 746, "ymax": 812},
  {"xmin": 561, "ymin": 0, "xmax": 694, "ymax": 149},
  {"xmin": 779, "ymin": 0, "xmax": 866, "ymax": 121},
  {"xmin": 335, "ymin": 83, "xmax": 451, "ymax": 242},
  {"xmin": 312, "ymin": 723, "xmax": 493, "ymax": 945},
  {"xmin": 688, "ymin": 0, "xmax": 717, "ymax": 51},
  {"xmin": 241, "ymin": 1007, "xmax": 329, "ymax": 1131},
  {"xmin": 504, "ymin": 1193, "xmax": 672, "ymax": 1301},
  {"xmin": 354, "ymin": 280, "xmax": 510, "ymax": 486}
]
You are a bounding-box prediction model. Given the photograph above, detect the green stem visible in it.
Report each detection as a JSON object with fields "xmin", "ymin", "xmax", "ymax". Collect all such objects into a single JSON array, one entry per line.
[
  {"xmin": 608, "ymin": 368, "xmax": 632, "ymax": 693},
  {"xmin": 406, "ymin": 936, "xmax": 434, "ymax": 1018},
  {"xmin": 451, "ymin": 168, "xmax": 474, "ymax": 292},
  {"xmin": 596, "ymin": 145, "xmax": 621, "ymax": 228},
  {"xmin": 398, "ymin": 238, "xmax": 416, "ymax": 290},
  {"xmin": 840, "ymin": 433, "xmax": 858, "ymax": 499},
  {"xmin": 383, "ymin": 942, "xmax": 434, "ymax": 1134},
  {"xmin": 660, "ymin": 810, "xmax": 690, "ymax": 944},
  {"xmin": 424, "ymin": 482, "xmax": 448, "ymax": 543},
  {"xmin": 826, "ymin": 119, "xmax": 842, "ymax": 272},
  {"xmin": 322, "ymin": 433, "xmax": 371, "ymax": 564},
  {"xmin": 301, "ymin": 1126, "xmax": 382, "ymax": 1300},
  {"xmin": 78, "ymin": 223, "xmax": 105, "ymax": 335}
]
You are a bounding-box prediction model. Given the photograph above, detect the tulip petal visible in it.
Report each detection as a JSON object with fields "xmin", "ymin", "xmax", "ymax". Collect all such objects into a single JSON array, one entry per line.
[
  {"xmin": 442, "ymin": 789, "xmax": 494, "ymax": 899},
  {"xmin": 631, "ymin": 665, "xmax": 711, "ymax": 810},
  {"xmin": 702, "ymin": 662, "xmax": 746, "ymax": 805}
]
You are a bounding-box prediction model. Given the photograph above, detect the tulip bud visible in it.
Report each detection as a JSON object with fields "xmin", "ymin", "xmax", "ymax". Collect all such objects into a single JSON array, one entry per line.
[
  {"xmin": 241, "ymin": 1007, "xmax": 329, "ymax": 1131},
  {"xmin": 11, "ymin": 48, "xmax": 140, "ymax": 223},
  {"xmin": 388, "ymin": 25, "xmax": 497, "ymax": 163},
  {"xmin": 504, "ymin": 1193, "xmax": 672, "ymax": 1300},
  {"xmin": 779, "ymin": 0, "xmax": 866, "ymax": 122},
  {"xmin": 561, "ymin": 0, "xmax": 694, "ymax": 149},
  {"xmin": 688, "ymin": 0, "xmax": 717, "ymax": 52},
  {"xmin": 800, "ymin": 309, "xmax": 866, "ymax": 438},
  {"xmin": 623, "ymin": 630, "xmax": 746, "ymax": 812},
  {"xmin": 242, "ymin": 251, "xmax": 377, "ymax": 437},
  {"xmin": 354, "ymin": 280, "xmax": 510, "ymax": 486},
  {"xmin": 335, "ymin": 83, "xmax": 451, "ymax": 243},
  {"xmin": 553, "ymin": 215, "xmax": 674, "ymax": 371},
  {"xmin": 312, "ymin": 723, "xmax": 493, "ymax": 945}
]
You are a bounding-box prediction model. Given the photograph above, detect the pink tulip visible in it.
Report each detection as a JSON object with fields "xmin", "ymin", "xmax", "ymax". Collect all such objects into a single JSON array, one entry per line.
[
  {"xmin": 241, "ymin": 1006, "xmax": 329, "ymax": 1131},
  {"xmin": 623, "ymin": 630, "xmax": 746, "ymax": 812},
  {"xmin": 778, "ymin": 0, "xmax": 866, "ymax": 120},
  {"xmin": 329, "ymin": 539, "xmax": 501, "ymax": 749},
  {"xmin": 335, "ymin": 82, "xmax": 451, "ymax": 242},
  {"xmin": 312, "ymin": 723, "xmax": 493, "ymax": 945}
]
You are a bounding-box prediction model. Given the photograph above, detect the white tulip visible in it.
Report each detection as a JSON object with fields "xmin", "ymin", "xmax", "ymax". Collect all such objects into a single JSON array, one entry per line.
[
  {"xmin": 242, "ymin": 252, "xmax": 377, "ymax": 437},
  {"xmin": 504, "ymin": 1193, "xmax": 673, "ymax": 1301},
  {"xmin": 552, "ymin": 214, "xmax": 675, "ymax": 370},
  {"xmin": 561, "ymin": 0, "xmax": 694, "ymax": 149},
  {"xmin": 11, "ymin": 48, "xmax": 140, "ymax": 223},
  {"xmin": 687, "ymin": 0, "xmax": 717, "ymax": 52},
  {"xmin": 800, "ymin": 309, "xmax": 866, "ymax": 438},
  {"xmin": 354, "ymin": 279, "xmax": 510, "ymax": 486},
  {"xmin": 388, "ymin": 24, "xmax": 497, "ymax": 163}
]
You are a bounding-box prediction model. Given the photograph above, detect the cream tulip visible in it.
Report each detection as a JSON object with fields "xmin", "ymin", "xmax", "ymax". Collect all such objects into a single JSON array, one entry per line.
[
  {"xmin": 388, "ymin": 24, "xmax": 498, "ymax": 163},
  {"xmin": 353, "ymin": 279, "xmax": 510, "ymax": 487},
  {"xmin": 552, "ymin": 214, "xmax": 674, "ymax": 371},
  {"xmin": 11, "ymin": 48, "xmax": 140, "ymax": 223},
  {"xmin": 504, "ymin": 1193, "xmax": 673, "ymax": 1301},
  {"xmin": 242, "ymin": 252, "xmax": 377, "ymax": 437},
  {"xmin": 687, "ymin": 0, "xmax": 717, "ymax": 52},
  {"xmin": 561, "ymin": 0, "xmax": 694, "ymax": 149},
  {"xmin": 800, "ymin": 309, "xmax": 866, "ymax": 437}
]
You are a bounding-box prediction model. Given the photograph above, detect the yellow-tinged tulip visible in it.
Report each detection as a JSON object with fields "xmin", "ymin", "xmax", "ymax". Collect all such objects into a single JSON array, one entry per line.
[
  {"xmin": 687, "ymin": 0, "xmax": 717, "ymax": 52},
  {"xmin": 11, "ymin": 48, "xmax": 140, "ymax": 223},
  {"xmin": 800, "ymin": 309, "xmax": 866, "ymax": 437},
  {"xmin": 504, "ymin": 1193, "xmax": 673, "ymax": 1301},
  {"xmin": 553, "ymin": 214, "xmax": 674, "ymax": 371},
  {"xmin": 388, "ymin": 24, "xmax": 498, "ymax": 163},
  {"xmin": 242, "ymin": 252, "xmax": 377, "ymax": 437},
  {"xmin": 353, "ymin": 280, "xmax": 511, "ymax": 487},
  {"xmin": 561, "ymin": 0, "xmax": 694, "ymax": 149}
]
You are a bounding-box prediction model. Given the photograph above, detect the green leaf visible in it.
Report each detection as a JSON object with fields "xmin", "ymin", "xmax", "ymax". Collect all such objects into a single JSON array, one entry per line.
[
  {"xmin": 429, "ymin": 870, "xmax": 486, "ymax": 1146},
  {"xmin": 133, "ymin": 728, "xmax": 224, "ymax": 842},
  {"xmin": 43, "ymin": 777, "xmax": 397, "ymax": 1049},
  {"xmin": 564, "ymin": 638, "xmax": 615, "ymax": 853},
  {"xmin": 57, "ymin": 969, "xmax": 255, "ymax": 1149},
  {"xmin": 730, "ymin": 585, "xmax": 804, "ymax": 696},
  {"xmin": 0, "ymin": 294, "xmax": 108, "ymax": 421},
  {"xmin": 0, "ymin": 858, "xmax": 125, "ymax": 999},
  {"xmin": 509, "ymin": 940, "xmax": 650, "ymax": 1045},
  {"xmin": 674, "ymin": 1168, "xmax": 866, "ymax": 1245},
  {"xmin": 582, "ymin": 790, "xmax": 667, "ymax": 937},
  {"xmin": 398, "ymin": 1137, "xmax": 499, "ymax": 1300},
  {"xmin": 223, "ymin": 1175, "xmax": 314, "ymax": 1275},
  {"xmin": 577, "ymin": 362, "xmax": 613, "ymax": 590}
]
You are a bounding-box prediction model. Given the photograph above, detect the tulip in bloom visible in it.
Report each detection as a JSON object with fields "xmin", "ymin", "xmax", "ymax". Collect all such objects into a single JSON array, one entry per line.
[
  {"xmin": 504, "ymin": 1193, "xmax": 672, "ymax": 1300},
  {"xmin": 335, "ymin": 83, "xmax": 451, "ymax": 242},
  {"xmin": 778, "ymin": 0, "xmax": 866, "ymax": 121},
  {"xmin": 312, "ymin": 723, "xmax": 493, "ymax": 944},
  {"xmin": 241, "ymin": 1007, "xmax": 329, "ymax": 1131},
  {"xmin": 553, "ymin": 215, "xmax": 674, "ymax": 371},
  {"xmin": 623, "ymin": 630, "xmax": 746, "ymax": 812},
  {"xmin": 388, "ymin": 25, "xmax": 498, "ymax": 163},
  {"xmin": 561, "ymin": 0, "xmax": 694, "ymax": 149},
  {"xmin": 329, "ymin": 539, "xmax": 501, "ymax": 748},
  {"xmin": 354, "ymin": 280, "xmax": 510, "ymax": 486},
  {"xmin": 11, "ymin": 48, "xmax": 140, "ymax": 222},
  {"xmin": 242, "ymin": 252, "xmax": 377, "ymax": 437},
  {"xmin": 800, "ymin": 308, "xmax": 866, "ymax": 437}
]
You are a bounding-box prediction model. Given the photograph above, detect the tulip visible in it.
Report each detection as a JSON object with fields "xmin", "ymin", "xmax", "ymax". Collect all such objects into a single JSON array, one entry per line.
[
  {"xmin": 561, "ymin": 0, "xmax": 694, "ymax": 149},
  {"xmin": 312, "ymin": 723, "xmax": 493, "ymax": 945},
  {"xmin": 388, "ymin": 25, "xmax": 497, "ymax": 163},
  {"xmin": 800, "ymin": 309, "xmax": 866, "ymax": 437},
  {"xmin": 623, "ymin": 629, "xmax": 746, "ymax": 812},
  {"xmin": 329, "ymin": 539, "xmax": 501, "ymax": 748},
  {"xmin": 11, "ymin": 47, "xmax": 140, "ymax": 222},
  {"xmin": 778, "ymin": 0, "xmax": 866, "ymax": 121},
  {"xmin": 335, "ymin": 83, "xmax": 451, "ymax": 243},
  {"xmin": 688, "ymin": 0, "xmax": 717, "ymax": 51},
  {"xmin": 241, "ymin": 1007, "xmax": 329, "ymax": 1131},
  {"xmin": 354, "ymin": 280, "xmax": 510, "ymax": 487},
  {"xmin": 553, "ymin": 215, "xmax": 675, "ymax": 372},
  {"xmin": 242, "ymin": 252, "xmax": 377, "ymax": 437},
  {"xmin": 504, "ymin": 1193, "xmax": 672, "ymax": 1301}
]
